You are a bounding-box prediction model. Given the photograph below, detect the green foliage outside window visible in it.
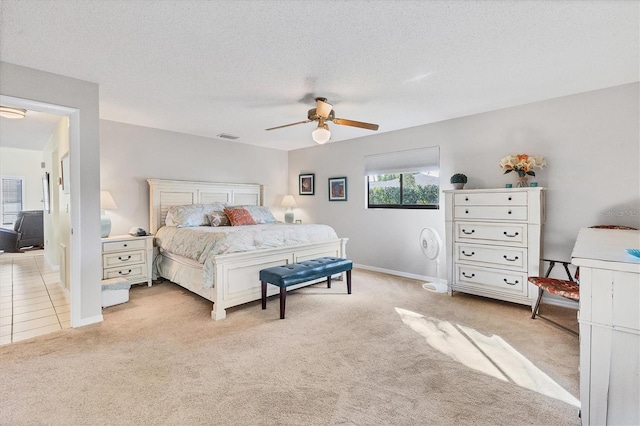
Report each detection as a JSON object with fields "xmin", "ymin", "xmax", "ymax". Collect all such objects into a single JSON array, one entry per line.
[{"xmin": 368, "ymin": 173, "xmax": 439, "ymax": 208}]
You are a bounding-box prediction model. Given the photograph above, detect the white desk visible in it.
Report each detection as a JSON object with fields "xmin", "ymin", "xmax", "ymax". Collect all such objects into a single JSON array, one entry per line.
[{"xmin": 571, "ymin": 228, "xmax": 640, "ymax": 425}]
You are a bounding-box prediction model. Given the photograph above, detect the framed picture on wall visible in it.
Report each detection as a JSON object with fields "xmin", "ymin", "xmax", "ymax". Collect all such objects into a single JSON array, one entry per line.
[
  {"xmin": 299, "ymin": 173, "xmax": 315, "ymax": 195},
  {"xmin": 42, "ymin": 172, "xmax": 51, "ymax": 213},
  {"xmin": 328, "ymin": 177, "xmax": 347, "ymax": 201},
  {"xmin": 60, "ymin": 153, "xmax": 70, "ymax": 194}
]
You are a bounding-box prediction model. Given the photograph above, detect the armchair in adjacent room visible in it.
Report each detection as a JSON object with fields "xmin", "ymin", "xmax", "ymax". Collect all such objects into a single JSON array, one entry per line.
[{"xmin": 0, "ymin": 210, "xmax": 44, "ymax": 252}]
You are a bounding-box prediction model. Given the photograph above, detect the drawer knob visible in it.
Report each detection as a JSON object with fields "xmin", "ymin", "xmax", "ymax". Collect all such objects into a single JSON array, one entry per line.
[
  {"xmin": 118, "ymin": 255, "xmax": 132, "ymax": 261},
  {"xmin": 123, "ymin": 244, "xmax": 128, "ymax": 247},
  {"xmin": 465, "ymin": 209, "xmax": 469, "ymax": 214},
  {"xmin": 119, "ymin": 270, "xmax": 132, "ymax": 276},
  {"xmin": 462, "ymin": 272, "xmax": 475, "ymax": 278},
  {"xmin": 462, "ymin": 229, "xmax": 475, "ymax": 235},
  {"xmin": 462, "ymin": 251, "xmax": 475, "ymax": 257},
  {"xmin": 503, "ymin": 255, "xmax": 519, "ymax": 262},
  {"xmin": 508, "ymin": 196, "xmax": 512, "ymax": 201},
  {"xmin": 503, "ymin": 231, "xmax": 519, "ymax": 237},
  {"xmin": 507, "ymin": 210, "xmax": 512, "ymax": 215},
  {"xmin": 465, "ymin": 197, "xmax": 469, "ymax": 201},
  {"xmin": 503, "ymin": 278, "xmax": 519, "ymax": 286}
]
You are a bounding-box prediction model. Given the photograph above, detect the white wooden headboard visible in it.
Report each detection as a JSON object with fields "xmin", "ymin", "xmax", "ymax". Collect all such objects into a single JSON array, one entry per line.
[{"xmin": 147, "ymin": 179, "xmax": 264, "ymax": 234}]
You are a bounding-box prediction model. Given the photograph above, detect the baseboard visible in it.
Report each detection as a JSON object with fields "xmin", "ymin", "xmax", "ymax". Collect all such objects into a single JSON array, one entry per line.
[
  {"xmin": 72, "ymin": 314, "xmax": 103, "ymax": 328},
  {"xmin": 354, "ymin": 263, "xmax": 578, "ymax": 310},
  {"xmin": 540, "ymin": 294, "xmax": 579, "ymax": 310},
  {"xmin": 354, "ymin": 263, "xmax": 445, "ymax": 286},
  {"xmin": 44, "ymin": 253, "xmax": 60, "ymax": 271}
]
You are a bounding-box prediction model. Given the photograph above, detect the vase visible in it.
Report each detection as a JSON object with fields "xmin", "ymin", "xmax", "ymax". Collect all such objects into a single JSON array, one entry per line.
[{"xmin": 515, "ymin": 175, "xmax": 529, "ymax": 188}]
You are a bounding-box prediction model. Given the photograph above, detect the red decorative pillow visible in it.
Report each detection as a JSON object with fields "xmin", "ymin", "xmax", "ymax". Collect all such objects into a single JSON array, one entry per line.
[{"xmin": 224, "ymin": 207, "xmax": 256, "ymax": 226}]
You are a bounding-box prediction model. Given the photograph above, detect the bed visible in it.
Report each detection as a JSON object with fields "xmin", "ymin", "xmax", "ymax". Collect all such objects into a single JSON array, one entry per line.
[{"xmin": 148, "ymin": 178, "xmax": 348, "ymax": 320}]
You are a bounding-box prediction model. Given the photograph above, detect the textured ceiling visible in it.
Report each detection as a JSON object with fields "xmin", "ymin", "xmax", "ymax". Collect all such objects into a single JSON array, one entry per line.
[{"xmin": 0, "ymin": 1, "xmax": 638, "ymax": 151}]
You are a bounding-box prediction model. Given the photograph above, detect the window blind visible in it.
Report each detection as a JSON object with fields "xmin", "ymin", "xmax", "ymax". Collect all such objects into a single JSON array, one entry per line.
[{"xmin": 364, "ymin": 146, "xmax": 439, "ymax": 175}]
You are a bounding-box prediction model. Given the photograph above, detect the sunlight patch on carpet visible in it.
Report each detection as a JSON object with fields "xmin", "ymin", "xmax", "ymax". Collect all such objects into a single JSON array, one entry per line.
[{"xmin": 395, "ymin": 307, "xmax": 580, "ymax": 407}]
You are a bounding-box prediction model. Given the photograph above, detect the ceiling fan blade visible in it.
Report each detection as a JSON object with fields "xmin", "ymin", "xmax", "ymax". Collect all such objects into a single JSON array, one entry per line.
[
  {"xmin": 265, "ymin": 120, "xmax": 312, "ymax": 131},
  {"xmin": 316, "ymin": 98, "xmax": 333, "ymax": 119},
  {"xmin": 332, "ymin": 118, "xmax": 379, "ymax": 131}
]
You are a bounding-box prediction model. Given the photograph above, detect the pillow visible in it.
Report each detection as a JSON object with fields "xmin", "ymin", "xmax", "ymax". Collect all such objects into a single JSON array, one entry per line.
[
  {"xmin": 245, "ymin": 205, "xmax": 278, "ymax": 224},
  {"xmin": 165, "ymin": 203, "xmax": 226, "ymax": 227},
  {"xmin": 208, "ymin": 211, "xmax": 230, "ymax": 227},
  {"xmin": 224, "ymin": 207, "xmax": 256, "ymax": 226}
]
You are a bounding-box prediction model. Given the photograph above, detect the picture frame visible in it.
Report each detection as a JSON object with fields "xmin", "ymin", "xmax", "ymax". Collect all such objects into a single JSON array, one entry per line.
[
  {"xmin": 60, "ymin": 153, "xmax": 70, "ymax": 194},
  {"xmin": 328, "ymin": 177, "xmax": 347, "ymax": 201},
  {"xmin": 299, "ymin": 173, "xmax": 315, "ymax": 195},
  {"xmin": 42, "ymin": 172, "xmax": 51, "ymax": 213}
]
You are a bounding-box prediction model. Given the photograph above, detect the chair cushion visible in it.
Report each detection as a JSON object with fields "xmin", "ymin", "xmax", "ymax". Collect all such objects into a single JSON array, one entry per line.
[{"xmin": 528, "ymin": 277, "xmax": 579, "ymax": 301}]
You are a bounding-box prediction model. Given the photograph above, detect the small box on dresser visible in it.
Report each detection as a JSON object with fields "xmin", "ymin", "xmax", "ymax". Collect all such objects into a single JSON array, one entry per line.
[
  {"xmin": 101, "ymin": 234, "xmax": 154, "ymax": 287},
  {"xmin": 443, "ymin": 188, "xmax": 545, "ymax": 306}
]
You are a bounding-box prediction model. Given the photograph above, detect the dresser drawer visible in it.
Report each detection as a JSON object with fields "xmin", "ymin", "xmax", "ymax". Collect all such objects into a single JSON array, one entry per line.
[
  {"xmin": 456, "ymin": 222, "xmax": 527, "ymax": 246},
  {"xmin": 454, "ymin": 205, "xmax": 527, "ymax": 221},
  {"xmin": 455, "ymin": 191, "xmax": 527, "ymax": 206},
  {"xmin": 103, "ymin": 250, "xmax": 145, "ymax": 268},
  {"xmin": 103, "ymin": 264, "xmax": 147, "ymax": 281},
  {"xmin": 455, "ymin": 264, "xmax": 528, "ymax": 296},
  {"xmin": 456, "ymin": 243, "xmax": 527, "ymax": 270},
  {"xmin": 103, "ymin": 238, "xmax": 147, "ymax": 252}
]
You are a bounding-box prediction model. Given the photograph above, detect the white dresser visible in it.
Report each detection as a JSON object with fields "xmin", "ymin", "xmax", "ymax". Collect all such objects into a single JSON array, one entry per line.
[
  {"xmin": 101, "ymin": 234, "xmax": 154, "ymax": 287},
  {"xmin": 572, "ymin": 228, "xmax": 640, "ymax": 425},
  {"xmin": 444, "ymin": 188, "xmax": 545, "ymax": 306}
]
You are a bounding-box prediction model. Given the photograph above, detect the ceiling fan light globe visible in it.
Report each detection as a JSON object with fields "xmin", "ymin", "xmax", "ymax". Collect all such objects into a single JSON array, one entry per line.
[{"xmin": 312, "ymin": 126, "xmax": 331, "ymax": 144}]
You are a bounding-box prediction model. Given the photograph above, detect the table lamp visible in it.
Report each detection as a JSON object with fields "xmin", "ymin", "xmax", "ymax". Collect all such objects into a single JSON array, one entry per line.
[
  {"xmin": 281, "ymin": 195, "xmax": 297, "ymax": 224},
  {"xmin": 100, "ymin": 191, "xmax": 118, "ymax": 237}
]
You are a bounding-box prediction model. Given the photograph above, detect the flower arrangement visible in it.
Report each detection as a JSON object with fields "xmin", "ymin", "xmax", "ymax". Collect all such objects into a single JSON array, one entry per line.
[{"xmin": 500, "ymin": 154, "xmax": 546, "ymax": 177}]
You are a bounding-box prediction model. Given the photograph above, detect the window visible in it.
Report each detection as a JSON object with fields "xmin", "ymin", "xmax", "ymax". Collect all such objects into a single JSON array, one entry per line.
[
  {"xmin": 365, "ymin": 147, "xmax": 439, "ymax": 209},
  {"xmin": 1, "ymin": 176, "xmax": 25, "ymax": 226}
]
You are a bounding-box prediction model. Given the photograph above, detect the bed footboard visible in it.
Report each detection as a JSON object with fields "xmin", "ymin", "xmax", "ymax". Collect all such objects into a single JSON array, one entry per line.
[{"xmin": 210, "ymin": 238, "xmax": 348, "ymax": 319}]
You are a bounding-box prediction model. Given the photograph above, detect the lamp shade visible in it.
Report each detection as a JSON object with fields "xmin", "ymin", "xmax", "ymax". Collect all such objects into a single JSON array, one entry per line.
[
  {"xmin": 281, "ymin": 195, "xmax": 297, "ymax": 208},
  {"xmin": 100, "ymin": 191, "xmax": 118, "ymax": 210}
]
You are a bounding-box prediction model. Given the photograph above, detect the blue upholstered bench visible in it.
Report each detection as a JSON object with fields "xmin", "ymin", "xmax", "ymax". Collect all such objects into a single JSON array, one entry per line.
[{"xmin": 260, "ymin": 257, "xmax": 353, "ymax": 319}]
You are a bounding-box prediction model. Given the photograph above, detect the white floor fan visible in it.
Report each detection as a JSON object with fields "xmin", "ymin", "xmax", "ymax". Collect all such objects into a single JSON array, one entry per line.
[{"xmin": 419, "ymin": 227, "xmax": 447, "ymax": 293}]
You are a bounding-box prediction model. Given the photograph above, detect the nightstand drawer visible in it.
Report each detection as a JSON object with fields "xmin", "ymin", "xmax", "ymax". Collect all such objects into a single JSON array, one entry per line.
[
  {"xmin": 454, "ymin": 205, "xmax": 528, "ymax": 221},
  {"xmin": 103, "ymin": 250, "xmax": 145, "ymax": 268},
  {"xmin": 456, "ymin": 243, "xmax": 527, "ymax": 270},
  {"xmin": 104, "ymin": 264, "xmax": 146, "ymax": 281},
  {"xmin": 454, "ymin": 192, "xmax": 527, "ymax": 206},
  {"xmin": 456, "ymin": 264, "xmax": 528, "ymax": 295},
  {"xmin": 456, "ymin": 222, "xmax": 527, "ymax": 245},
  {"xmin": 103, "ymin": 238, "xmax": 147, "ymax": 252}
]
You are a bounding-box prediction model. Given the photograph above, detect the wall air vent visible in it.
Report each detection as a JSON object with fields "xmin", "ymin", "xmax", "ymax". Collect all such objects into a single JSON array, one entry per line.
[{"xmin": 217, "ymin": 133, "xmax": 240, "ymax": 140}]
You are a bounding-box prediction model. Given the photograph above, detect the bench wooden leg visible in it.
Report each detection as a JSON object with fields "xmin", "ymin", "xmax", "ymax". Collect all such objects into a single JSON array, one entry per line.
[
  {"xmin": 261, "ymin": 281, "xmax": 267, "ymax": 310},
  {"xmin": 347, "ymin": 270, "xmax": 352, "ymax": 294},
  {"xmin": 280, "ymin": 286, "xmax": 286, "ymax": 319},
  {"xmin": 327, "ymin": 275, "xmax": 331, "ymax": 289}
]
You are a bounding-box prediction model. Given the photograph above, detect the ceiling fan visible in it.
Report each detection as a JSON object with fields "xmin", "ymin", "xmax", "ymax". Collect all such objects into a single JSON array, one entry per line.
[{"xmin": 266, "ymin": 97, "xmax": 379, "ymax": 144}]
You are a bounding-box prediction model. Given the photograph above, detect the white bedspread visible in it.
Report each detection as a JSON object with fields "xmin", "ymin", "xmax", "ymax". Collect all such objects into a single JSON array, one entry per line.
[{"xmin": 154, "ymin": 223, "xmax": 339, "ymax": 288}]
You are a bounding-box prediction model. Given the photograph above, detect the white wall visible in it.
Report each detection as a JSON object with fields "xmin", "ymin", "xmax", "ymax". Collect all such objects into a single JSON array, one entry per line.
[
  {"xmin": 99, "ymin": 120, "xmax": 289, "ymax": 235},
  {"xmin": 1, "ymin": 61, "xmax": 102, "ymax": 327},
  {"xmin": 288, "ymin": 83, "xmax": 640, "ymax": 281},
  {"xmin": 42, "ymin": 117, "xmax": 70, "ymax": 286},
  {"xmin": 0, "ymin": 147, "xmax": 44, "ymax": 211}
]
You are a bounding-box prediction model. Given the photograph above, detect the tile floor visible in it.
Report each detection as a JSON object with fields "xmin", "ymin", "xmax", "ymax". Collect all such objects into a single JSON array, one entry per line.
[{"xmin": 0, "ymin": 250, "xmax": 70, "ymax": 345}]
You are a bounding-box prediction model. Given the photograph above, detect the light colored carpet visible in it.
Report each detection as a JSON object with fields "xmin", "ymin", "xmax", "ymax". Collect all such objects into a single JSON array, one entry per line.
[{"xmin": 0, "ymin": 269, "xmax": 580, "ymax": 425}]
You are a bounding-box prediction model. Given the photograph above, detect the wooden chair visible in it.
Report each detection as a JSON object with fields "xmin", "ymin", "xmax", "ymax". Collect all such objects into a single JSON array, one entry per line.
[{"xmin": 528, "ymin": 225, "xmax": 637, "ymax": 334}]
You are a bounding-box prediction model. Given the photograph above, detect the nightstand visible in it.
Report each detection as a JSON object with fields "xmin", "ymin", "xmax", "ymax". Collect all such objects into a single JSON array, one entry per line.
[{"xmin": 101, "ymin": 234, "xmax": 154, "ymax": 287}]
